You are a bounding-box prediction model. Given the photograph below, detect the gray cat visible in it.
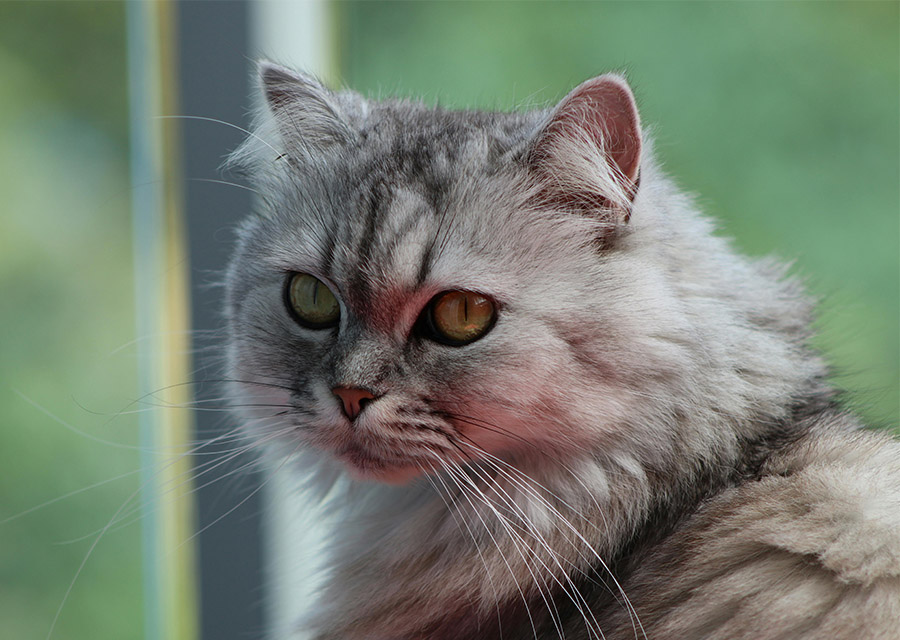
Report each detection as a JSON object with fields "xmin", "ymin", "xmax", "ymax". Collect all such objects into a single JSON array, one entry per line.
[{"xmin": 224, "ymin": 62, "xmax": 900, "ymax": 639}]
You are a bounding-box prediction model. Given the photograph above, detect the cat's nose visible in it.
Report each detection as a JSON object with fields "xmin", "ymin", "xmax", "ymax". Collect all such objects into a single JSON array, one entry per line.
[{"xmin": 332, "ymin": 386, "xmax": 377, "ymax": 421}]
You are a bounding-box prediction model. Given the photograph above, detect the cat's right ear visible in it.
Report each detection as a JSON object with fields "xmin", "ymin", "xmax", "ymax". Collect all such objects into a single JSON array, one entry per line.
[
  {"xmin": 528, "ymin": 74, "xmax": 642, "ymax": 223},
  {"xmin": 258, "ymin": 61, "xmax": 353, "ymax": 153}
]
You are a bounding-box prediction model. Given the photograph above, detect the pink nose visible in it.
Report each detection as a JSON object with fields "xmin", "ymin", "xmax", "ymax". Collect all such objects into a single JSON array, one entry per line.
[{"xmin": 332, "ymin": 387, "xmax": 377, "ymax": 421}]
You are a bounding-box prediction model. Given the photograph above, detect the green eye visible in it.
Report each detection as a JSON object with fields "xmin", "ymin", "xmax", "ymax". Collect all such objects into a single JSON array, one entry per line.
[
  {"xmin": 425, "ymin": 290, "xmax": 497, "ymax": 346},
  {"xmin": 285, "ymin": 273, "xmax": 340, "ymax": 329}
]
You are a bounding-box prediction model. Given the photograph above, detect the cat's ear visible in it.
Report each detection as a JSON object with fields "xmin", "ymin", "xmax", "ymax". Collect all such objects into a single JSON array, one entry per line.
[
  {"xmin": 529, "ymin": 74, "xmax": 642, "ymax": 221},
  {"xmin": 258, "ymin": 61, "xmax": 353, "ymax": 152}
]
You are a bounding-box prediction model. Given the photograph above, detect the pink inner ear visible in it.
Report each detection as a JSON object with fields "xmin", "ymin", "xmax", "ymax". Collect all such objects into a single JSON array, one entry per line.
[
  {"xmin": 579, "ymin": 77, "xmax": 641, "ymax": 185},
  {"xmin": 538, "ymin": 75, "xmax": 642, "ymax": 194}
]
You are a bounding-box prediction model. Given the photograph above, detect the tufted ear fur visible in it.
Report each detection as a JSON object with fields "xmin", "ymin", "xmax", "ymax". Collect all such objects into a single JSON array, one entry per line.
[
  {"xmin": 258, "ymin": 61, "xmax": 353, "ymax": 154},
  {"xmin": 529, "ymin": 74, "xmax": 642, "ymax": 222}
]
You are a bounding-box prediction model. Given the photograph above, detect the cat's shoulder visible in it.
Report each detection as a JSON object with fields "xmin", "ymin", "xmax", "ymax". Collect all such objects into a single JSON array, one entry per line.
[
  {"xmin": 606, "ymin": 425, "xmax": 900, "ymax": 640},
  {"xmin": 717, "ymin": 425, "xmax": 900, "ymax": 588}
]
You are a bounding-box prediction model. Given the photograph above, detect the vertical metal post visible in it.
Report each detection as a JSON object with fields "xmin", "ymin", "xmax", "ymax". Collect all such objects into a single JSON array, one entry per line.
[{"xmin": 174, "ymin": 3, "xmax": 263, "ymax": 640}]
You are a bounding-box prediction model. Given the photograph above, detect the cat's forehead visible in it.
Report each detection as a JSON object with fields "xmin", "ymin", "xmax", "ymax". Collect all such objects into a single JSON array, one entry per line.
[
  {"xmin": 329, "ymin": 184, "xmax": 512, "ymax": 301},
  {"xmin": 349, "ymin": 108, "xmax": 527, "ymax": 193},
  {"xmin": 310, "ymin": 114, "xmax": 531, "ymax": 281},
  {"xmin": 337, "ymin": 185, "xmax": 439, "ymax": 283}
]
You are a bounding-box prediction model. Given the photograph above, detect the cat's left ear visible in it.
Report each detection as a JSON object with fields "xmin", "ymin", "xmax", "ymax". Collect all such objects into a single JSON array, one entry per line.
[{"xmin": 529, "ymin": 74, "xmax": 642, "ymax": 222}]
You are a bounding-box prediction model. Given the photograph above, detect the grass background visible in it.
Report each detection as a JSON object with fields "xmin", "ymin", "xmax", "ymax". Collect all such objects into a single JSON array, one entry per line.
[{"xmin": 1, "ymin": 2, "xmax": 896, "ymax": 639}]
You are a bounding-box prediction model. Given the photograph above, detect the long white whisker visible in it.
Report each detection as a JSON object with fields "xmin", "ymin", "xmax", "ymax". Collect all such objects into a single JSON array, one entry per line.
[
  {"xmin": 460, "ymin": 455, "xmax": 603, "ymax": 639},
  {"xmin": 51, "ymin": 435, "xmax": 272, "ymax": 546},
  {"xmin": 171, "ymin": 437, "xmax": 303, "ymax": 554},
  {"xmin": 1, "ymin": 468, "xmax": 142, "ymax": 524},
  {"xmin": 189, "ymin": 177, "xmax": 261, "ymax": 196},
  {"xmin": 460, "ymin": 440, "xmax": 646, "ymax": 640},
  {"xmin": 438, "ymin": 458, "xmax": 558, "ymax": 639},
  {"xmin": 43, "ymin": 409, "xmax": 294, "ymax": 637},
  {"xmin": 473, "ymin": 451, "xmax": 639, "ymax": 637},
  {"xmin": 14, "ymin": 389, "xmax": 142, "ymax": 451},
  {"xmin": 470, "ymin": 455, "xmax": 609, "ymax": 639},
  {"xmin": 156, "ymin": 115, "xmax": 281, "ymax": 156},
  {"xmin": 432, "ymin": 456, "xmax": 541, "ymax": 640},
  {"xmin": 418, "ymin": 459, "xmax": 505, "ymax": 638}
]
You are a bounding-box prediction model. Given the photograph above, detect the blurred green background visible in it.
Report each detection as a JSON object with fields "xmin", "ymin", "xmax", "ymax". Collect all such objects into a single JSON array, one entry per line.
[
  {"xmin": 0, "ymin": 2, "xmax": 141, "ymax": 640},
  {"xmin": 1, "ymin": 2, "xmax": 896, "ymax": 639}
]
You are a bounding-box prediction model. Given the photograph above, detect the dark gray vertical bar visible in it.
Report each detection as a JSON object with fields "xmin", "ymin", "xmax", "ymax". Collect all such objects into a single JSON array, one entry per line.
[{"xmin": 174, "ymin": 3, "xmax": 264, "ymax": 639}]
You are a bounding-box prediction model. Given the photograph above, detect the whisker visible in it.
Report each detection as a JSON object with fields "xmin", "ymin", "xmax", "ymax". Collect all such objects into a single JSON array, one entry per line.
[
  {"xmin": 52, "ymin": 430, "xmax": 267, "ymax": 545},
  {"xmin": 460, "ymin": 449, "xmax": 607, "ymax": 639},
  {"xmin": 458, "ymin": 439, "xmax": 646, "ymax": 639},
  {"xmin": 156, "ymin": 114, "xmax": 281, "ymax": 156},
  {"xmin": 417, "ymin": 459, "xmax": 506, "ymax": 638},
  {"xmin": 188, "ymin": 177, "xmax": 261, "ymax": 196},
  {"xmin": 42, "ymin": 407, "xmax": 293, "ymax": 637},
  {"xmin": 1, "ymin": 468, "xmax": 142, "ymax": 525},
  {"xmin": 172, "ymin": 436, "xmax": 303, "ymax": 554},
  {"xmin": 452, "ymin": 450, "xmax": 601, "ymax": 639},
  {"xmin": 436, "ymin": 457, "xmax": 550, "ymax": 640},
  {"xmin": 15, "ymin": 389, "xmax": 142, "ymax": 451}
]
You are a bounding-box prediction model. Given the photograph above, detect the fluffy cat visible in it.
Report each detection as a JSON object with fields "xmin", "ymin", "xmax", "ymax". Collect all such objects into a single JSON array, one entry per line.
[{"xmin": 224, "ymin": 62, "xmax": 900, "ymax": 639}]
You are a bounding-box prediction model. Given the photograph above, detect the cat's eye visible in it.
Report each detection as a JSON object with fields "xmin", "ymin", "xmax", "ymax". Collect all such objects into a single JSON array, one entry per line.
[
  {"xmin": 424, "ymin": 290, "xmax": 497, "ymax": 346},
  {"xmin": 285, "ymin": 273, "xmax": 340, "ymax": 329}
]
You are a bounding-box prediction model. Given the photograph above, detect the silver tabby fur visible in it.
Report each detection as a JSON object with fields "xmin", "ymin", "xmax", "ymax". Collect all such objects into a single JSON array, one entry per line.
[{"xmin": 225, "ymin": 62, "xmax": 900, "ymax": 639}]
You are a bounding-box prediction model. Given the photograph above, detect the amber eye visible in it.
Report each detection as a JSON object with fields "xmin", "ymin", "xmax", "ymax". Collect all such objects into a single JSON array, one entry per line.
[
  {"xmin": 285, "ymin": 273, "xmax": 340, "ymax": 329},
  {"xmin": 424, "ymin": 290, "xmax": 497, "ymax": 346}
]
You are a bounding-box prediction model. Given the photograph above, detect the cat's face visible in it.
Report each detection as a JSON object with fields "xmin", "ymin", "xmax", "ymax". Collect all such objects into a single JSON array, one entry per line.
[{"xmin": 225, "ymin": 64, "xmax": 645, "ymax": 483}]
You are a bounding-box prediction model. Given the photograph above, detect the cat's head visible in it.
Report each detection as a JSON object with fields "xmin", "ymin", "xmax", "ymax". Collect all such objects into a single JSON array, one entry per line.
[{"xmin": 224, "ymin": 63, "xmax": 774, "ymax": 485}]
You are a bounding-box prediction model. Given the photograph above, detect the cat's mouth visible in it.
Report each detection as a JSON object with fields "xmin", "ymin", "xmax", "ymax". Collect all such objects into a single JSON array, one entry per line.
[{"xmin": 336, "ymin": 443, "xmax": 424, "ymax": 485}]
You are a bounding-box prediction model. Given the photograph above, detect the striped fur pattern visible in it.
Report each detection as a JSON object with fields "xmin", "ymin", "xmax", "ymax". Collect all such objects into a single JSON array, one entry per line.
[{"xmin": 224, "ymin": 63, "xmax": 900, "ymax": 639}]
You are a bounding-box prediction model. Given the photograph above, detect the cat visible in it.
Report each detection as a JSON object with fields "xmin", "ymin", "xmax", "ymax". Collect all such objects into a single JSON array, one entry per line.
[{"xmin": 223, "ymin": 61, "xmax": 900, "ymax": 639}]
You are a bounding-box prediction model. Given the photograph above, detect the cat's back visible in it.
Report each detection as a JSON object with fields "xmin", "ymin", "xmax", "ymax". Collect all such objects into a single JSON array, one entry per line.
[{"xmin": 597, "ymin": 418, "xmax": 900, "ymax": 640}]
